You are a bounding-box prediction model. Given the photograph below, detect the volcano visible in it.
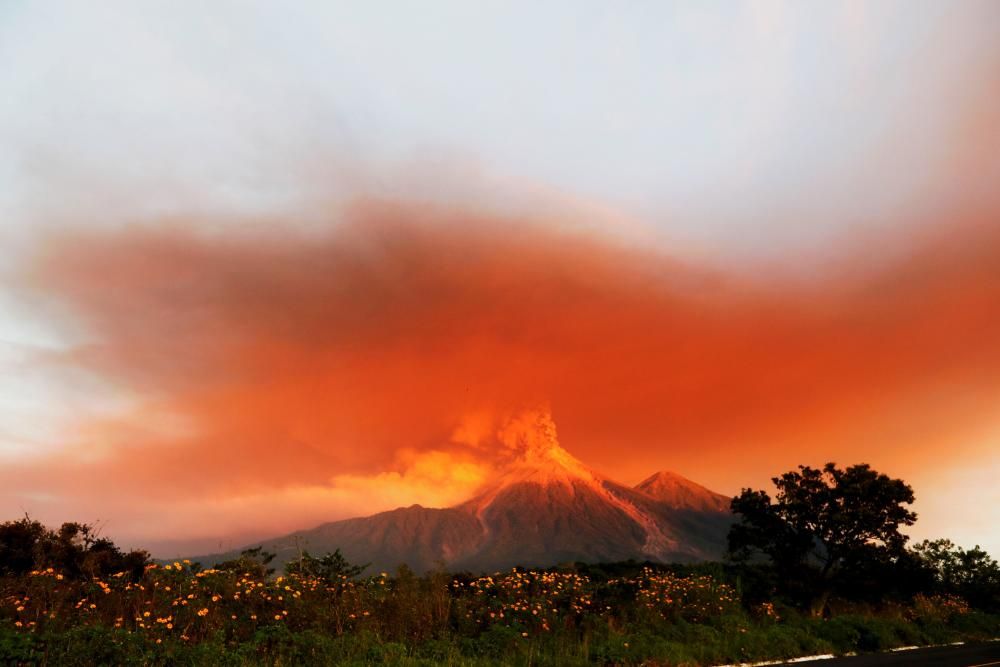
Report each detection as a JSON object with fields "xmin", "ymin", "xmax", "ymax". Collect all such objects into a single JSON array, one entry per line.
[{"xmin": 192, "ymin": 411, "xmax": 734, "ymax": 573}]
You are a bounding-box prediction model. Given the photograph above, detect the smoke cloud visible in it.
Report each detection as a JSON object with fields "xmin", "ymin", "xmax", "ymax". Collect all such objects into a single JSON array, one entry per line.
[{"xmin": 3, "ymin": 201, "xmax": 1000, "ymax": 552}]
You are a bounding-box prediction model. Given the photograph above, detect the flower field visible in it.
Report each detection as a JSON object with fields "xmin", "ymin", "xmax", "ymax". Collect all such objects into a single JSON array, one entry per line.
[{"xmin": 2, "ymin": 561, "xmax": 998, "ymax": 665}]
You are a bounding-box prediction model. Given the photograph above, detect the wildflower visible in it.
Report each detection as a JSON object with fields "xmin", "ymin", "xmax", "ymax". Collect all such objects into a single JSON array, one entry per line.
[{"xmin": 197, "ymin": 607, "xmax": 209, "ymax": 616}]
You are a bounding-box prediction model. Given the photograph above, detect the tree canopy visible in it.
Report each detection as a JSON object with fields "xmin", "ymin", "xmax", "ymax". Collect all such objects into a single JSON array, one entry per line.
[
  {"xmin": 728, "ymin": 462, "xmax": 916, "ymax": 615},
  {"xmin": 0, "ymin": 516, "xmax": 149, "ymax": 580},
  {"xmin": 912, "ymin": 538, "xmax": 1000, "ymax": 611},
  {"xmin": 284, "ymin": 549, "xmax": 368, "ymax": 583}
]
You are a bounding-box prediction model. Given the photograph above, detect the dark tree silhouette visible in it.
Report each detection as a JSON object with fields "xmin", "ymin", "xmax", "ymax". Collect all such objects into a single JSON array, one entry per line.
[
  {"xmin": 728, "ymin": 463, "xmax": 916, "ymax": 616},
  {"xmin": 912, "ymin": 538, "xmax": 1000, "ymax": 611},
  {"xmin": 214, "ymin": 546, "xmax": 277, "ymax": 578},
  {"xmin": 0, "ymin": 516, "xmax": 149, "ymax": 580},
  {"xmin": 0, "ymin": 517, "xmax": 48, "ymax": 576},
  {"xmin": 284, "ymin": 549, "xmax": 368, "ymax": 583}
]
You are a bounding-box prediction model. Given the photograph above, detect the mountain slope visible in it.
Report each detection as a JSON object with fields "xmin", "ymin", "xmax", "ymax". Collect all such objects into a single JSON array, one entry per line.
[
  {"xmin": 191, "ymin": 411, "xmax": 735, "ymax": 573},
  {"xmin": 635, "ymin": 470, "xmax": 732, "ymax": 513},
  {"xmin": 206, "ymin": 505, "xmax": 485, "ymax": 575}
]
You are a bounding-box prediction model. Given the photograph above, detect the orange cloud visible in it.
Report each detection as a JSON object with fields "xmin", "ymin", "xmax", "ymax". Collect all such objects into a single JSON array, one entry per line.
[{"xmin": 4, "ymin": 201, "xmax": 1000, "ymax": 551}]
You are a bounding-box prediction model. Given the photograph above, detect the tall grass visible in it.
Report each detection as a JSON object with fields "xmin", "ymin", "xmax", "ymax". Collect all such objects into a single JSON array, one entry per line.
[{"xmin": 2, "ymin": 563, "xmax": 997, "ymax": 665}]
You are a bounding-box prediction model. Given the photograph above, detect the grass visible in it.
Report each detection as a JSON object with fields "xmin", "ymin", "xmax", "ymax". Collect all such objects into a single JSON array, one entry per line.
[{"xmin": 1, "ymin": 563, "xmax": 997, "ymax": 666}]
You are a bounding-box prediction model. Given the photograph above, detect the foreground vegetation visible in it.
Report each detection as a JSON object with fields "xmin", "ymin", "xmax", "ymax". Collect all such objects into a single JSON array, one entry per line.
[{"xmin": 1, "ymin": 554, "xmax": 998, "ymax": 666}]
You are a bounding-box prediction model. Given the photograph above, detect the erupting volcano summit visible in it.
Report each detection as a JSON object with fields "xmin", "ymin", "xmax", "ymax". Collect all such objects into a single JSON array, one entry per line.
[{"xmin": 194, "ymin": 411, "xmax": 735, "ymax": 572}]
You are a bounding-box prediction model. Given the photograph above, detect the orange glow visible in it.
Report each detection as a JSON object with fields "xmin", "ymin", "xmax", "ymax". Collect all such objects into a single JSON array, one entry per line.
[{"xmin": 4, "ymin": 202, "xmax": 1000, "ymax": 550}]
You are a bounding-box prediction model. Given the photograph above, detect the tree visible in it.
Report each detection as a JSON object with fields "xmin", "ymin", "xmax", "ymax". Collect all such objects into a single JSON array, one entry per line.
[
  {"xmin": 728, "ymin": 463, "xmax": 916, "ymax": 616},
  {"xmin": 0, "ymin": 516, "xmax": 48, "ymax": 576},
  {"xmin": 0, "ymin": 515, "xmax": 149, "ymax": 580},
  {"xmin": 912, "ymin": 539, "xmax": 1000, "ymax": 611},
  {"xmin": 214, "ymin": 546, "xmax": 277, "ymax": 578},
  {"xmin": 284, "ymin": 549, "xmax": 368, "ymax": 583}
]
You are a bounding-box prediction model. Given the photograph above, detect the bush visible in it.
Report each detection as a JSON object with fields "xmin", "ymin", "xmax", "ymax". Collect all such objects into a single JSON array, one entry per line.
[{"xmin": 2, "ymin": 551, "xmax": 999, "ymax": 666}]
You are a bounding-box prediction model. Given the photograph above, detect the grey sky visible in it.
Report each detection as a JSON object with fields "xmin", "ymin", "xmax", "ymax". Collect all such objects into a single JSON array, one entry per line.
[{"xmin": 2, "ymin": 1, "xmax": 997, "ymax": 252}]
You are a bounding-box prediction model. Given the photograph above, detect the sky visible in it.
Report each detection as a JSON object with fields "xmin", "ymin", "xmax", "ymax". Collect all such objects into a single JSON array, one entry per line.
[{"xmin": 0, "ymin": 1, "xmax": 998, "ymax": 557}]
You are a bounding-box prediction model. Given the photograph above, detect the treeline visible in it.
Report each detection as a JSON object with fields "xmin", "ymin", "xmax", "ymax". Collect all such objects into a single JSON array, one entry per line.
[
  {"xmin": 725, "ymin": 462, "xmax": 1000, "ymax": 615},
  {"xmin": 0, "ymin": 518, "xmax": 148, "ymax": 581}
]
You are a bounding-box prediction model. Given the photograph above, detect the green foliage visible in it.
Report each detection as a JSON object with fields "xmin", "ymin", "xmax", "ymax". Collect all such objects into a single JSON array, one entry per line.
[
  {"xmin": 2, "ymin": 512, "xmax": 999, "ymax": 665},
  {"xmin": 1, "ymin": 555, "xmax": 998, "ymax": 666}
]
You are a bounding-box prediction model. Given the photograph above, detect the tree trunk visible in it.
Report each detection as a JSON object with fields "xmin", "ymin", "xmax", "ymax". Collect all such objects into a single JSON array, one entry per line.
[
  {"xmin": 811, "ymin": 553, "xmax": 837, "ymax": 617},
  {"xmin": 809, "ymin": 587, "xmax": 832, "ymax": 618}
]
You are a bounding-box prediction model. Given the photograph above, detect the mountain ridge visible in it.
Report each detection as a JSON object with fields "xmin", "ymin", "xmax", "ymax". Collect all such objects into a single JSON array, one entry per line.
[{"xmin": 190, "ymin": 410, "xmax": 735, "ymax": 573}]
